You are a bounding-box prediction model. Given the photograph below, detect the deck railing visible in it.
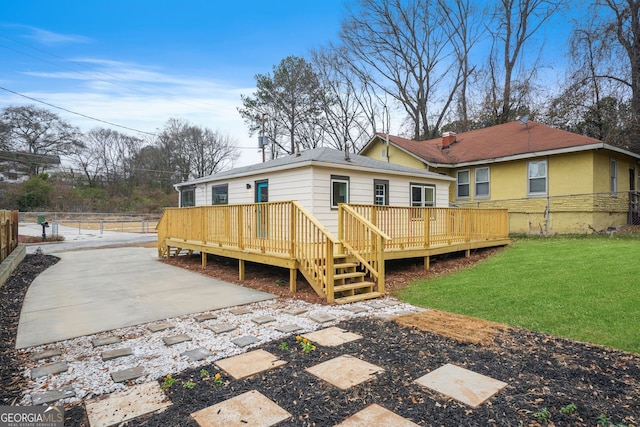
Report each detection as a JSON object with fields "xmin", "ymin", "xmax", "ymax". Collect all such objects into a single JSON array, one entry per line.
[
  {"xmin": 347, "ymin": 205, "xmax": 509, "ymax": 250},
  {"xmin": 338, "ymin": 204, "xmax": 390, "ymax": 294},
  {"xmin": 157, "ymin": 202, "xmax": 339, "ymax": 301}
]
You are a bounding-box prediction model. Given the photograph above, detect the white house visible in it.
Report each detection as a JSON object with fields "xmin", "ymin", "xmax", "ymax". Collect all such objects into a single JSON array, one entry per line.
[{"xmin": 174, "ymin": 147, "xmax": 454, "ymax": 235}]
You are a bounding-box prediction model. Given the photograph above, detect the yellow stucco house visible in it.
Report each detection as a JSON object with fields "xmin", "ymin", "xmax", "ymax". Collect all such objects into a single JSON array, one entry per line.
[{"xmin": 360, "ymin": 120, "xmax": 640, "ymax": 233}]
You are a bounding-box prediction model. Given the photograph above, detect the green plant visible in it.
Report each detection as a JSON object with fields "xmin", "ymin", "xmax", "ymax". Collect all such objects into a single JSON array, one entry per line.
[
  {"xmin": 597, "ymin": 413, "xmax": 629, "ymax": 427},
  {"xmin": 279, "ymin": 341, "xmax": 290, "ymax": 350},
  {"xmin": 200, "ymin": 369, "xmax": 209, "ymax": 378},
  {"xmin": 213, "ymin": 372, "xmax": 224, "ymax": 386},
  {"xmin": 560, "ymin": 403, "xmax": 576, "ymax": 414},
  {"xmin": 160, "ymin": 374, "xmax": 176, "ymax": 391},
  {"xmin": 183, "ymin": 380, "xmax": 196, "ymax": 389},
  {"xmin": 532, "ymin": 408, "xmax": 551, "ymax": 422},
  {"xmin": 296, "ymin": 335, "xmax": 316, "ymax": 353}
]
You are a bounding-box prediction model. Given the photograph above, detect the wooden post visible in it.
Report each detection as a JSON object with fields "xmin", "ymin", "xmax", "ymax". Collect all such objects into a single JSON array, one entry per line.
[
  {"xmin": 325, "ymin": 239, "xmax": 334, "ymax": 303},
  {"xmin": 424, "ymin": 256, "xmax": 430, "ymax": 270},
  {"xmin": 202, "ymin": 252, "xmax": 207, "ymax": 268},
  {"xmin": 289, "ymin": 202, "xmax": 296, "ymax": 258},
  {"xmin": 289, "ymin": 268, "xmax": 297, "ymax": 292},
  {"xmin": 239, "ymin": 259, "xmax": 245, "ymax": 280},
  {"xmin": 377, "ymin": 234, "xmax": 385, "ymax": 294},
  {"xmin": 237, "ymin": 207, "xmax": 244, "ymax": 250}
]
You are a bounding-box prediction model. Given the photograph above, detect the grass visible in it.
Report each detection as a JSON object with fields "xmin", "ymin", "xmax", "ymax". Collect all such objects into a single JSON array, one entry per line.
[{"xmin": 395, "ymin": 235, "xmax": 640, "ymax": 353}]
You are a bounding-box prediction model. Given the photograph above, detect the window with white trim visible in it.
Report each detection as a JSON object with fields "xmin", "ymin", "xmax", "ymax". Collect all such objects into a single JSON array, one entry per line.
[
  {"xmin": 610, "ymin": 159, "xmax": 617, "ymax": 194},
  {"xmin": 457, "ymin": 170, "xmax": 470, "ymax": 198},
  {"xmin": 411, "ymin": 184, "xmax": 435, "ymax": 207},
  {"xmin": 374, "ymin": 179, "xmax": 389, "ymax": 205},
  {"xmin": 528, "ymin": 160, "xmax": 547, "ymax": 195},
  {"xmin": 331, "ymin": 175, "xmax": 349, "ymax": 209},
  {"xmin": 475, "ymin": 167, "xmax": 490, "ymax": 198}
]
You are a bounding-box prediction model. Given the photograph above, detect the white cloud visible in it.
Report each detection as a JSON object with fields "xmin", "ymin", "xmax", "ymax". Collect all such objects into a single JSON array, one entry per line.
[{"xmin": 16, "ymin": 25, "xmax": 92, "ymax": 45}]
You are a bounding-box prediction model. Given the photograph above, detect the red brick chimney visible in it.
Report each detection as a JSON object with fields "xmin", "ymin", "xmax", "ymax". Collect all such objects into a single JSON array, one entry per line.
[{"xmin": 442, "ymin": 131, "xmax": 456, "ymax": 148}]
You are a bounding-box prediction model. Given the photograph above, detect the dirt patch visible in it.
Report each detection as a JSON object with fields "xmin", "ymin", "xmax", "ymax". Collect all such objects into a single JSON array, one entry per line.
[
  {"xmin": 161, "ymin": 247, "xmax": 503, "ymax": 306},
  {"xmin": 395, "ymin": 309, "xmax": 509, "ymax": 345}
]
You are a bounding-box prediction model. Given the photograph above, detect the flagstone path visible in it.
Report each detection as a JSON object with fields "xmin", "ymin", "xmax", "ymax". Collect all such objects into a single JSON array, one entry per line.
[{"xmin": 24, "ymin": 300, "xmax": 509, "ymax": 426}]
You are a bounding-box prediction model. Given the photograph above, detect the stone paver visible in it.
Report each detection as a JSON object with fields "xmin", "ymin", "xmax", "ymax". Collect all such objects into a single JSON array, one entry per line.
[
  {"xmin": 111, "ymin": 366, "xmax": 145, "ymax": 383},
  {"xmin": 252, "ymin": 315, "xmax": 276, "ymax": 325},
  {"xmin": 308, "ymin": 313, "xmax": 336, "ymax": 323},
  {"xmin": 194, "ymin": 313, "xmax": 218, "ymax": 322},
  {"xmin": 343, "ymin": 306, "xmax": 368, "ymax": 314},
  {"xmin": 209, "ymin": 323, "xmax": 237, "ymax": 334},
  {"xmin": 191, "ymin": 390, "xmax": 291, "ymax": 427},
  {"xmin": 231, "ymin": 335, "xmax": 260, "ymax": 348},
  {"xmin": 86, "ymin": 382, "xmax": 171, "ymax": 427},
  {"xmin": 92, "ymin": 336, "xmax": 121, "ymax": 347},
  {"xmin": 29, "ymin": 348, "xmax": 62, "ymax": 361},
  {"xmin": 31, "ymin": 386, "xmax": 75, "ymax": 405},
  {"xmin": 302, "ymin": 327, "xmax": 362, "ymax": 347},
  {"xmin": 182, "ymin": 347, "xmax": 212, "ymax": 361},
  {"xmin": 215, "ymin": 349, "xmax": 287, "ymax": 380},
  {"xmin": 229, "ymin": 307, "xmax": 251, "ymax": 315},
  {"xmin": 381, "ymin": 299, "xmax": 402, "ymax": 306},
  {"xmin": 163, "ymin": 334, "xmax": 191, "ymax": 346},
  {"xmin": 335, "ymin": 404, "xmax": 420, "ymax": 427},
  {"xmin": 148, "ymin": 322, "xmax": 174, "ymax": 332},
  {"xmin": 306, "ymin": 355, "xmax": 383, "ymax": 390},
  {"xmin": 275, "ymin": 324, "xmax": 302, "ymax": 333},
  {"xmin": 414, "ymin": 363, "xmax": 507, "ymax": 408},
  {"xmin": 101, "ymin": 347, "xmax": 133, "ymax": 361},
  {"xmin": 30, "ymin": 362, "xmax": 68, "ymax": 379},
  {"xmin": 283, "ymin": 307, "xmax": 307, "ymax": 316},
  {"xmin": 365, "ymin": 301, "xmax": 387, "ymax": 309}
]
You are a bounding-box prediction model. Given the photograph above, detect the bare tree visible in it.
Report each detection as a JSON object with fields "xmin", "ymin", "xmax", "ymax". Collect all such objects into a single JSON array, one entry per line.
[
  {"xmin": 339, "ymin": 0, "xmax": 467, "ymax": 139},
  {"xmin": 85, "ymin": 128, "xmax": 143, "ymax": 188},
  {"xmin": 483, "ymin": 0, "xmax": 562, "ymax": 124},
  {"xmin": 0, "ymin": 105, "xmax": 83, "ymax": 176},
  {"xmin": 311, "ymin": 46, "xmax": 376, "ymax": 152}
]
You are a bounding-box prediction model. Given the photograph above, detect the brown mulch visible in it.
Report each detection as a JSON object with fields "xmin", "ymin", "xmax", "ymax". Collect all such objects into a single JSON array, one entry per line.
[{"xmin": 2, "ymin": 248, "xmax": 639, "ymax": 426}]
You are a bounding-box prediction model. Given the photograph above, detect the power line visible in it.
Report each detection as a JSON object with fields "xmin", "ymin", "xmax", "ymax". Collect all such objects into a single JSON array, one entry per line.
[
  {"xmin": 0, "ymin": 33, "xmax": 222, "ymax": 110},
  {"xmin": 0, "ymin": 85, "xmax": 158, "ymax": 136}
]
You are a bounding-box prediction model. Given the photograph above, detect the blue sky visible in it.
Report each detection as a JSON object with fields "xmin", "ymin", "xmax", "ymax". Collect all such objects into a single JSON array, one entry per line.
[{"xmin": 1, "ymin": 1, "xmax": 347, "ymax": 166}]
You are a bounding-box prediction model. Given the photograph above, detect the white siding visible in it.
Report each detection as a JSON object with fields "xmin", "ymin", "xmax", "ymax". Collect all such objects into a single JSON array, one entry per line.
[{"xmin": 190, "ymin": 164, "xmax": 451, "ymax": 235}]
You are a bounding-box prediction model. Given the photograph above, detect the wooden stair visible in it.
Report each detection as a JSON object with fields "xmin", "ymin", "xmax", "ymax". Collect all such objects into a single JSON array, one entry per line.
[{"xmin": 328, "ymin": 254, "xmax": 382, "ymax": 304}]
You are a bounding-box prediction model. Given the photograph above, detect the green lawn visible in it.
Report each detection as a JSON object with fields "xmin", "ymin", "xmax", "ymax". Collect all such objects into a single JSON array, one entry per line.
[{"xmin": 395, "ymin": 236, "xmax": 640, "ymax": 353}]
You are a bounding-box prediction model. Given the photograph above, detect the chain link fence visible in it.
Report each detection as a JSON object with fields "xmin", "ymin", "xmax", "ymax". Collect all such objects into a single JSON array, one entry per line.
[{"xmin": 18, "ymin": 212, "xmax": 161, "ymax": 235}]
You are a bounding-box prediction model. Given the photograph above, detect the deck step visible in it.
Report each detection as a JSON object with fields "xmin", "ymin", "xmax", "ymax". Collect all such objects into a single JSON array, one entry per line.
[
  {"xmin": 334, "ymin": 272, "xmax": 366, "ymax": 280},
  {"xmin": 333, "ymin": 281, "xmax": 375, "ymax": 293},
  {"xmin": 334, "ymin": 292, "xmax": 384, "ymax": 305},
  {"xmin": 333, "ymin": 262, "xmax": 358, "ymax": 270}
]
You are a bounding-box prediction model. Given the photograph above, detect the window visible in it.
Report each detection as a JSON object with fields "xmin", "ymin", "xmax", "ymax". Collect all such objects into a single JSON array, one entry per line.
[
  {"xmin": 457, "ymin": 170, "xmax": 470, "ymax": 198},
  {"xmin": 211, "ymin": 184, "xmax": 228, "ymax": 205},
  {"xmin": 475, "ymin": 167, "xmax": 490, "ymax": 198},
  {"xmin": 180, "ymin": 187, "xmax": 195, "ymax": 207},
  {"xmin": 374, "ymin": 179, "xmax": 389, "ymax": 205},
  {"xmin": 411, "ymin": 184, "xmax": 435, "ymax": 207},
  {"xmin": 528, "ymin": 160, "xmax": 547, "ymax": 195},
  {"xmin": 331, "ymin": 175, "xmax": 349, "ymax": 209},
  {"xmin": 610, "ymin": 159, "xmax": 617, "ymax": 194}
]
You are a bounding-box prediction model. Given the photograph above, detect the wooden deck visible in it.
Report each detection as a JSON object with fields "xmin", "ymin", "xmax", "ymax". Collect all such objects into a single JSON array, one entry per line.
[{"xmin": 157, "ymin": 202, "xmax": 509, "ymax": 303}]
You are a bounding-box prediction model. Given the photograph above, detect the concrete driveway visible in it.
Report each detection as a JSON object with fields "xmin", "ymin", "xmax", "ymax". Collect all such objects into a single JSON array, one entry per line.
[{"xmin": 16, "ymin": 247, "xmax": 275, "ymax": 349}]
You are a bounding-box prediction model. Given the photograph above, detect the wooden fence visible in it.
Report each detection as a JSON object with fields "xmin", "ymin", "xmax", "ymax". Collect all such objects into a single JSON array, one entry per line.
[{"xmin": 1, "ymin": 210, "xmax": 19, "ymax": 264}]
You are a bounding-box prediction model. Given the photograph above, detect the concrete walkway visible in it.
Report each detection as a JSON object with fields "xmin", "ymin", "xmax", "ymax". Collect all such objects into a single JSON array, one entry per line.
[{"xmin": 16, "ymin": 247, "xmax": 275, "ymax": 349}]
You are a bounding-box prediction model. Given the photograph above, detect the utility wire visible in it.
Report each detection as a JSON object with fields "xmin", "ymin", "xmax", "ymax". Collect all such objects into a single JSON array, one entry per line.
[
  {"xmin": 0, "ymin": 85, "xmax": 158, "ymax": 136},
  {"xmin": 0, "ymin": 33, "xmax": 222, "ymax": 110}
]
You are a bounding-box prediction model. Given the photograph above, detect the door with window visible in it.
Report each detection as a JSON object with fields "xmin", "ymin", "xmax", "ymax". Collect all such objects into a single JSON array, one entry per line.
[{"xmin": 255, "ymin": 180, "xmax": 268, "ymax": 237}]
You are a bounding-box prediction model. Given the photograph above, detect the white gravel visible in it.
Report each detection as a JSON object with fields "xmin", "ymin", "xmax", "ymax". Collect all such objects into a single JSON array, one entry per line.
[{"xmin": 18, "ymin": 298, "xmax": 421, "ymax": 405}]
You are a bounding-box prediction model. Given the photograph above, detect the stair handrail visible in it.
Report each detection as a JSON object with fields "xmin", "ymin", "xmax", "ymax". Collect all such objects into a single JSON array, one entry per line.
[
  {"xmin": 156, "ymin": 208, "xmax": 169, "ymax": 257},
  {"xmin": 338, "ymin": 204, "xmax": 391, "ymax": 294},
  {"xmin": 291, "ymin": 201, "xmax": 339, "ymax": 302}
]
